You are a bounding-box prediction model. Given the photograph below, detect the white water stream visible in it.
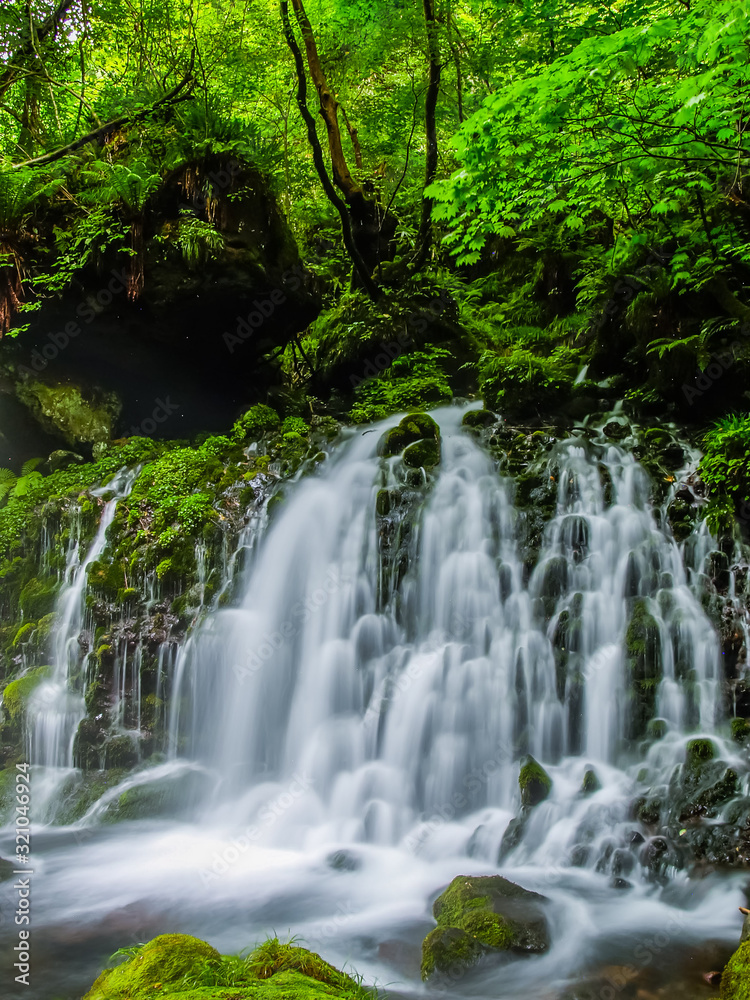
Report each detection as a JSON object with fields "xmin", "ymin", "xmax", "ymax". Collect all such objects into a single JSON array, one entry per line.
[{"xmin": 1, "ymin": 408, "xmax": 747, "ymax": 999}]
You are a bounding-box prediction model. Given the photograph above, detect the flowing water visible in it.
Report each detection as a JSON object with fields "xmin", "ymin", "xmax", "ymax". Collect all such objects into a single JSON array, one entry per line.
[{"xmin": 1, "ymin": 408, "xmax": 747, "ymax": 1000}]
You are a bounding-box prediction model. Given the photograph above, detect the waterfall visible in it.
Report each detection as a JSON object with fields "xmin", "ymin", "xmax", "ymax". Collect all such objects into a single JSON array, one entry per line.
[
  {"xmin": 26, "ymin": 468, "xmax": 137, "ymax": 789},
  {"xmin": 5, "ymin": 409, "xmax": 747, "ymax": 1000},
  {"xmin": 168, "ymin": 407, "xmax": 725, "ymax": 865}
]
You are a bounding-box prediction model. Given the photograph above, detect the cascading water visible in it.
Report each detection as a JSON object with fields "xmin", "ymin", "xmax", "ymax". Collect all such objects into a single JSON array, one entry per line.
[
  {"xmin": 2, "ymin": 408, "xmax": 748, "ymax": 1000},
  {"xmin": 26, "ymin": 468, "xmax": 137, "ymax": 811}
]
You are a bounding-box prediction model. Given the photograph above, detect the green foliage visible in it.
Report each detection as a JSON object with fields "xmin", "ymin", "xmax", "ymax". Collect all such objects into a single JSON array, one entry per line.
[
  {"xmin": 281, "ymin": 416, "xmax": 310, "ymax": 436},
  {"xmin": 699, "ymin": 414, "xmax": 750, "ymax": 523},
  {"xmin": 232, "ymin": 405, "xmax": 281, "ymax": 442},
  {"xmin": 349, "ymin": 348, "xmax": 453, "ymax": 423},
  {"xmin": 175, "ymin": 212, "xmax": 225, "ymax": 269},
  {"xmin": 478, "ymin": 345, "xmax": 579, "ymax": 416},
  {"xmin": 126, "ymin": 447, "xmax": 223, "ymax": 537},
  {"xmin": 430, "ymin": 0, "xmax": 750, "ymax": 359}
]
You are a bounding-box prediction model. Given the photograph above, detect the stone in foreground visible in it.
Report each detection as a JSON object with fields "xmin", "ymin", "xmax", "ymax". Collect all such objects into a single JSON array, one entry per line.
[{"xmin": 421, "ymin": 874, "xmax": 550, "ymax": 980}]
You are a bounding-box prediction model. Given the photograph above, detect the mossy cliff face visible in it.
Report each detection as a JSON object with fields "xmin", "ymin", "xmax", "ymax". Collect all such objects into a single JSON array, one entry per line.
[
  {"xmin": 421, "ymin": 875, "xmax": 549, "ymax": 980},
  {"xmin": 84, "ymin": 934, "xmax": 372, "ymax": 1000},
  {"xmin": 0, "ymin": 405, "xmax": 340, "ymax": 818}
]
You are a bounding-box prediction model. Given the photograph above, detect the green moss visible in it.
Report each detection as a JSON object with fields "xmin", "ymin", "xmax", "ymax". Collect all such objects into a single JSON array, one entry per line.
[
  {"xmin": 422, "ymin": 874, "xmax": 549, "ymax": 980},
  {"xmin": 378, "ymin": 413, "xmax": 440, "ymax": 458},
  {"xmin": 732, "ymin": 718, "xmax": 750, "ymax": 745},
  {"xmin": 518, "ymin": 754, "xmax": 552, "ymax": 807},
  {"xmin": 2, "ymin": 665, "xmax": 51, "ymax": 720},
  {"xmin": 420, "ymin": 927, "xmax": 483, "ymax": 979},
  {"xmin": 720, "ymin": 938, "xmax": 750, "ymax": 1000},
  {"xmin": 84, "ymin": 936, "xmax": 372, "ymax": 1000},
  {"xmin": 581, "ymin": 767, "xmax": 601, "ymax": 795},
  {"xmin": 232, "ymin": 405, "xmax": 281, "ymax": 442},
  {"xmin": 19, "ymin": 577, "xmax": 58, "ymax": 619},
  {"xmin": 685, "ymin": 737, "xmax": 716, "ymax": 773},
  {"xmin": 17, "ymin": 380, "xmax": 120, "ymax": 445},
  {"xmin": 403, "ymin": 438, "xmax": 440, "ymax": 469},
  {"xmin": 12, "ymin": 622, "xmax": 36, "ymax": 647},
  {"xmin": 281, "ymin": 416, "xmax": 310, "ymax": 436},
  {"xmin": 84, "ymin": 934, "xmax": 221, "ymax": 999},
  {"xmin": 462, "ymin": 409, "xmax": 496, "ymax": 429}
]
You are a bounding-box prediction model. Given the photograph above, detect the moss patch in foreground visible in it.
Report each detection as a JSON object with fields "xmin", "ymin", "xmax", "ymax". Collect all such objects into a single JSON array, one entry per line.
[
  {"xmin": 721, "ymin": 938, "xmax": 750, "ymax": 1000},
  {"xmin": 84, "ymin": 935, "xmax": 374, "ymax": 1000}
]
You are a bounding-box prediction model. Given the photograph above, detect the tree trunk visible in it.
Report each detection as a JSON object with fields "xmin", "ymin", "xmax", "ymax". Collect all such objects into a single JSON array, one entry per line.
[
  {"xmin": 412, "ymin": 0, "xmax": 442, "ymax": 272},
  {"xmin": 288, "ymin": 0, "xmax": 395, "ymax": 276}
]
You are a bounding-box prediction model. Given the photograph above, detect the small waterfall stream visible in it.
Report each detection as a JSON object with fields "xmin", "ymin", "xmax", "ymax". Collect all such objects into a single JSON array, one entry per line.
[
  {"xmin": 26, "ymin": 469, "xmax": 137, "ymax": 812},
  {"xmin": 1, "ymin": 408, "xmax": 748, "ymax": 1000}
]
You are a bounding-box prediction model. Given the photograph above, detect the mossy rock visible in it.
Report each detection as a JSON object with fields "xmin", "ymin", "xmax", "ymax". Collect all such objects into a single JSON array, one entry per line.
[
  {"xmin": 232, "ymin": 404, "xmax": 280, "ymax": 442},
  {"xmin": 581, "ymin": 766, "xmax": 601, "ymax": 796},
  {"xmin": 84, "ymin": 935, "xmax": 371, "ymax": 1000},
  {"xmin": 647, "ymin": 718, "xmax": 668, "ymax": 741},
  {"xmin": 462, "ymin": 409, "xmax": 496, "ymax": 429},
  {"xmin": 420, "ymin": 926, "xmax": 484, "ymax": 979},
  {"xmin": 377, "ymin": 413, "xmax": 440, "ymax": 458},
  {"xmin": 519, "ymin": 754, "xmax": 552, "ymax": 807},
  {"xmin": 732, "ymin": 718, "xmax": 750, "ymax": 745},
  {"xmin": 403, "ymin": 438, "xmax": 440, "ymax": 470},
  {"xmin": 17, "ymin": 380, "xmax": 121, "ymax": 445},
  {"xmin": 625, "ymin": 599, "xmax": 661, "ymax": 738},
  {"xmin": 2, "ymin": 666, "xmax": 52, "ymax": 720},
  {"xmin": 685, "ymin": 738, "xmax": 716, "ymax": 775},
  {"xmin": 721, "ymin": 939, "xmax": 750, "ymax": 1000},
  {"xmin": 19, "ymin": 577, "xmax": 59, "ymax": 619},
  {"xmin": 84, "ymin": 934, "xmax": 222, "ymax": 999},
  {"xmin": 422, "ymin": 874, "xmax": 549, "ymax": 980}
]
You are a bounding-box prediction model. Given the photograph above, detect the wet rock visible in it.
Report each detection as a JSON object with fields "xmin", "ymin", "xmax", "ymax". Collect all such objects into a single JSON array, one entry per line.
[
  {"xmin": 403, "ymin": 438, "xmax": 440, "ymax": 469},
  {"xmin": 603, "ymin": 420, "xmax": 629, "ymax": 440},
  {"xmin": 48, "ymin": 449, "xmax": 85, "ymax": 472},
  {"xmin": 421, "ymin": 874, "xmax": 549, "ymax": 979},
  {"xmin": 625, "ymin": 598, "xmax": 661, "ymax": 739},
  {"xmin": 581, "ymin": 766, "xmax": 601, "ymax": 796},
  {"xmin": 519, "ymin": 755, "xmax": 552, "ymax": 807},
  {"xmin": 732, "ymin": 718, "xmax": 750, "ymax": 745},
  {"xmin": 378, "ymin": 413, "xmax": 440, "ymax": 459},
  {"xmin": 462, "ymin": 408, "xmax": 496, "ymax": 429},
  {"xmin": 327, "ymin": 849, "xmax": 361, "ymax": 872}
]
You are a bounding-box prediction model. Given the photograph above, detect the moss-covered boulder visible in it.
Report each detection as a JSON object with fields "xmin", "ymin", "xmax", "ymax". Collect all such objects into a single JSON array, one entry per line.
[
  {"xmin": 84, "ymin": 934, "xmax": 221, "ymax": 999},
  {"xmin": 17, "ymin": 380, "xmax": 121, "ymax": 445},
  {"xmin": 462, "ymin": 408, "xmax": 496, "ymax": 429},
  {"xmin": 581, "ymin": 766, "xmax": 601, "ymax": 796},
  {"xmin": 721, "ymin": 938, "xmax": 750, "ymax": 999},
  {"xmin": 377, "ymin": 412, "xmax": 440, "ymax": 459},
  {"xmin": 519, "ymin": 755, "xmax": 552, "ymax": 808},
  {"xmin": 84, "ymin": 935, "xmax": 372, "ymax": 1000},
  {"xmin": 421, "ymin": 875, "xmax": 549, "ymax": 980},
  {"xmin": 403, "ymin": 438, "xmax": 440, "ymax": 469}
]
